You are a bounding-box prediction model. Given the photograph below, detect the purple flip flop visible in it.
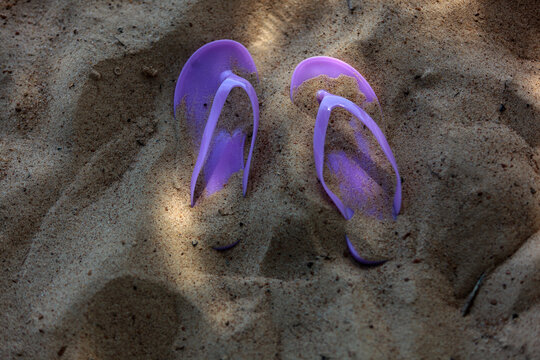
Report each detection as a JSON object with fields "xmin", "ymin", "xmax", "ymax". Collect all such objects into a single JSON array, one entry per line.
[
  {"xmin": 174, "ymin": 40, "xmax": 260, "ymax": 208},
  {"xmin": 291, "ymin": 56, "xmax": 401, "ymax": 266}
]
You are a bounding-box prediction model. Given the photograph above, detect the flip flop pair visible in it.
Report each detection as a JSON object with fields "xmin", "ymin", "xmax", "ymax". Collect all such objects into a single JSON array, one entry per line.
[{"xmin": 174, "ymin": 40, "xmax": 401, "ymax": 265}]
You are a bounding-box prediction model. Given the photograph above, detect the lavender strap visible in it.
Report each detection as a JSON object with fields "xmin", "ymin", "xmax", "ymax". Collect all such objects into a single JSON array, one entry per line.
[
  {"xmin": 190, "ymin": 72, "xmax": 259, "ymax": 207},
  {"xmin": 314, "ymin": 90, "xmax": 401, "ymax": 219}
]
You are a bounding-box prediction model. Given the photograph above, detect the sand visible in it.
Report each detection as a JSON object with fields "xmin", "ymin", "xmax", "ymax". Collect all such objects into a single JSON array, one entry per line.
[{"xmin": 1, "ymin": 0, "xmax": 539, "ymax": 358}]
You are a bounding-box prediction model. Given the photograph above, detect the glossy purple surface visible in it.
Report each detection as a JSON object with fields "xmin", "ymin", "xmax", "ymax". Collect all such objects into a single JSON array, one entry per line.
[
  {"xmin": 327, "ymin": 151, "xmax": 388, "ymax": 219},
  {"xmin": 203, "ymin": 129, "xmax": 246, "ymax": 195},
  {"xmin": 174, "ymin": 40, "xmax": 259, "ymax": 206},
  {"xmin": 290, "ymin": 56, "xmax": 378, "ymax": 104}
]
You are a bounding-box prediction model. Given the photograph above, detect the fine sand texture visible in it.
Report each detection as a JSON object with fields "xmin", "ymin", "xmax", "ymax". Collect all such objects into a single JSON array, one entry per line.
[{"xmin": 1, "ymin": 0, "xmax": 539, "ymax": 359}]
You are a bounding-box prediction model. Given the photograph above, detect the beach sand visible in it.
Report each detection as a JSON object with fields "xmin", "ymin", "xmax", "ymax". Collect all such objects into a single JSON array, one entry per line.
[{"xmin": 1, "ymin": 0, "xmax": 539, "ymax": 358}]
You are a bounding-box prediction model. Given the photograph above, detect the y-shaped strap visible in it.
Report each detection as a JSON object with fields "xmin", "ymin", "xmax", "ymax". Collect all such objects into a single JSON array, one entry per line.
[
  {"xmin": 190, "ymin": 72, "xmax": 259, "ymax": 207},
  {"xmin": 313, "ymin": 91, "xmax": 401, "ymax": 219}
]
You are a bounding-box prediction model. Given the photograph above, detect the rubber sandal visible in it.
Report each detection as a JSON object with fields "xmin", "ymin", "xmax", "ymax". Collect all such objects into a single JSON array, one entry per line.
[
  {"xmin": 174, "ymin": 40, "xmax": 260, "ymax": 208},
  {"xmin": 290, "ymin": 56, "xmax": 401, "ymax": 265}
]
